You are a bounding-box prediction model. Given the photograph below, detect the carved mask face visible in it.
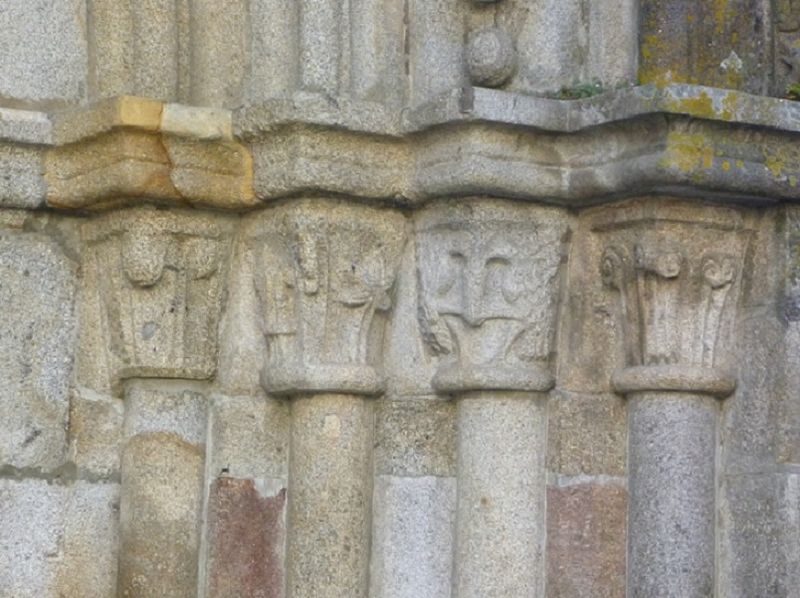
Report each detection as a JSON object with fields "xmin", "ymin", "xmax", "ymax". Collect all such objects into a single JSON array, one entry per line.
[{"xmin": 427, "ymin": 228, "xmax": 529, "ymax": 326}]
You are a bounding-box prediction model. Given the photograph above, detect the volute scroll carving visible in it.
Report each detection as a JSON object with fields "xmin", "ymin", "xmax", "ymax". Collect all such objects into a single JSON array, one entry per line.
[
  {"xmin": 83, "ymin": 208, "xmax": 231, "ymax": 390},
  {"xmin": 246, "ymin": 200, "xmax": 408, "ymax": 397},
  {"xmin": 416, "ymin": 200, "xmax": 569, "ymax": 394},
  {"xmin": 594, "ymin": 200, "xmax": 753, "ymax": 397}
]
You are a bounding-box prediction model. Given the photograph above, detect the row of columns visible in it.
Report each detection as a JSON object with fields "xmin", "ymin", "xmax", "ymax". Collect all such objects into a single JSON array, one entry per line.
[{"xmin": 86, "ymin": 198, "xmax": 751, "ymax": 597}]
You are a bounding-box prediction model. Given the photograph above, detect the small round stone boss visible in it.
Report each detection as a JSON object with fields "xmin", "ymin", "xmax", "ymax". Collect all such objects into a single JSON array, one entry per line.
[{"xmin": 466, "ymin": 26, "xmax": 516, "ymax": 87}]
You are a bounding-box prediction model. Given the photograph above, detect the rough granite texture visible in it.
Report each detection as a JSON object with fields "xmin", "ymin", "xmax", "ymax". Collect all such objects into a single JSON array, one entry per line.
[{"xmin": 0, "ymin": 3, "xmax": 799, "ymax": 597}]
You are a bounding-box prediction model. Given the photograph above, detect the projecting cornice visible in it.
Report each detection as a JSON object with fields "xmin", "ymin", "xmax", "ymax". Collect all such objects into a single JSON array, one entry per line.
[{"xmin": 1, "ymin": 84, "xmax": 799, "ymax": 211}]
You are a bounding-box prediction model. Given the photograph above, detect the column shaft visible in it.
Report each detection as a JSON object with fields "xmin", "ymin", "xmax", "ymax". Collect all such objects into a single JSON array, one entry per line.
[
  {"xmin": 118, "ymin": 385, "xmax": 207, "ymax": 597},
  {"xmin": 627, "ymin": 392, "xmax": 718, "ymax": 598},
  {"xmin": 454, "ymin": 391, "xmax": 548, "ymax": 598},
  {"xmin": 286, "ymin": 393, "xmax": 374, "ymax": 598}
]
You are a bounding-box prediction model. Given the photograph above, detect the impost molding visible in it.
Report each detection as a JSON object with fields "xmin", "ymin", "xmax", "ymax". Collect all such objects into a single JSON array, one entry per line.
[{"xmin": 1, "ymin": 85, "xmax": 799, "ymax": 212}]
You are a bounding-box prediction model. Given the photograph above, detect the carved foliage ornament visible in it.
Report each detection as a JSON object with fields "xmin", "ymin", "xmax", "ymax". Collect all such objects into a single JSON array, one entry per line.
[
  {"xmin": 594, "ymin": 201, "xmax": 752, "ymax": 395},
  {"xmin": 247, "ymin": 201, "xmax": 407, "ymax": 396},
  {"xmin": 83, "ymin": 208, "xmax": 229, "ymax": 387},
  {"xmin": 416, "ymin": 202, "xmax": 568, "ymax": 392}
]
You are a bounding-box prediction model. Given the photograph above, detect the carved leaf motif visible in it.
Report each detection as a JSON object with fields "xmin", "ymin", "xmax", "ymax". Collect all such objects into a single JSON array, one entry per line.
[
  {"xmin": 601, "ymin": 246, "xmax": 627, "ymax": 289},
  {"xmin": 183, "ymin": 237, "xmax": 219, "ymax": 280},
  {"xmin": 702, "ymin": 254, "xmax": 736, "ymax": 288},
  {"xmin": 121, "ymin": 230, "xmax": 167, "ymax": 287},
  {"xmin": 417, "ymin": 298, "xmax": 454, "ymax": 355},
  {"xmin": 634, "ymin": 245, "xmax": 682, "ymax": 278}
]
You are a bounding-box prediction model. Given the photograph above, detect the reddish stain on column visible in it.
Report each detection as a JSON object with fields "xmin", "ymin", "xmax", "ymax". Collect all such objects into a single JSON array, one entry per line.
[{"xmin": 207, "ymin": 477, "xmax": 287, "ymax": 598}]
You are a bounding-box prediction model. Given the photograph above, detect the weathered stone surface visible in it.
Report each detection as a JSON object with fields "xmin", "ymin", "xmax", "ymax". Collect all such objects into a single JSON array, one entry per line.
[
  {"xmin": 0, "ymin": 144, "xmax": 45, "ymax": 209},
  {"xmin": 203, "ymin": 395, "xmax": 289, "ymax": 598},
  {"xmin": 0, "ymin": 227, "xmax": 76, "ymax": 471},
  {"xmin": 407, "ymin": 0, "xmax": 465, "ymax": 104},
  {"xmin": 547, "ymin": 481, "xmax": 627, "ymax": 598},
  {"xmin": 498, "ymin": 0, "xmax": 585, "ymax": 94},
  {"xmin": 0, "ymin": 479, "xmax": 119, "ymax": 598},
  {"xmin": 217, "ymin": 232, "xmax": 270, "ymax": 396},
  {"xmin": 0, "ymin": 479, "xmax": 64, "ymax": 597},
  {"xmin": 246, "ymin": 0, "xmax": 298, "ymax": 100},
  {"xmin": 374, "ymin": 397, "xmax": 456, "ymax": 477},
  {"xmin": 780, "ymin": 206, "xmax": 800, "ymax": 466},
  {"xmin": 586, "ymin": 0, "xmax": 638, "ymax": 88},
  {"xmin": 189, "ymin": 0, "xmax": 248, "ymax": 108},
  {"xmin": 118, "ymin": 386, "xmax": 206, "ymax": 598},
  {"xmin": 628, "ymin": 393, "xmax": 719, "ymax": 598},
  {"xmin": 286, "ymin": 394, "xmax": 373, "ymax": 598},
  {"xmin": 206, "ymin": 477, "xmax": 286, "ymax": 598},
  {"xmin": 0, "ymin": 106, "xmax": 53, "ymax": 145},
  {"xmin": 130, "ymin": 0, "xmax": 187, "ymax": 101},
  {"xmin": 349, "ymin": 0, "xmax": 406, "ymax": 106},
  {"xmin": 82, "ymin": 208, "xmax": 231, "ymax": 388},
  {"xmin": 415, "ymin": 200, "xmax": 568, "ymax": 393},
  {"xmin": 720, "ymin": 472, "xmax": 800, "ymax": 597},
  {"xmin": 370, "ymin": 475, "xmax": 456, "ymax": 598},
  {"xmin": 68, "ymin": 387, "xmax": 123, "ymax": 478},
  {"xmin": 466, "ymin": 27, "xmax": 517, "ymax": 88},
  {"xmin": 57, "ymin": 481, "xmax": 120, "ymax": 598},
  {"xmin": 1, "ymin": 5, "xmax": 800, "ymax": 597},
  {"xmin": 207, "ymin": 394, "xmax": 288, "ymax": 481},
  {"xmin": 547, "ymin": 391, "xmax": 627, "ymax": 477},
  {"xmin": 0, "ymin": 0, "xmax": 88, "ymax": 105},
  {"xmin": 246, "ymin": 200, "xmax": 407, "ymax": 396},
  {"xmin": 639, "ymin": 0, "xmax": 772, "ymax": 94},
  {"xmin": 453, "ymin": 392, "xmax": 548, "ymax": 598}
]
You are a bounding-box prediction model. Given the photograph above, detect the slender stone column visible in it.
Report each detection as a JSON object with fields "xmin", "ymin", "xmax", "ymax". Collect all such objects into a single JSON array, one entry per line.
[
  {"xmin": 595, "ymin": 200, "xmax": 752, "ymax": 598},
  {"xmin": 416, "ymin": 200, "xmax": 569, "ymax": 598},
  {"xmin": 83, "ymin": 208, "xmax": 230, "ymax": 597},
  {"xmin": 247, "ymin": 200, "xmax": 407, "ymax": 598},
  {"xmin": 119, "ymin": 384, "xmax": 207, "ymax": 597}
]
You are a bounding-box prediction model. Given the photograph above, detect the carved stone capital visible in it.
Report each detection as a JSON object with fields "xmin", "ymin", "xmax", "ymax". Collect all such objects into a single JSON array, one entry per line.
[
  {"xmin": 593, "ymin": 200, "xmax": 753, "ymax": 397},
  {"xmin": 83, "ymin": 208, "xmax": 230, "ymax": 388},
  {"xmin": 416, "ymin": 200, "xmax": 568, "ymax": 394},
  {"xmin": 246, "ymin": 200, "xmax": 407, "ymax": 397}
]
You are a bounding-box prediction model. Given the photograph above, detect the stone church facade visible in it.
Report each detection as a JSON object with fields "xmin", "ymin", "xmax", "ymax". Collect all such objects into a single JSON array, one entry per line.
[{"xmin": 0, "ymin": 1, "xmax": 799, "ymax": 596}]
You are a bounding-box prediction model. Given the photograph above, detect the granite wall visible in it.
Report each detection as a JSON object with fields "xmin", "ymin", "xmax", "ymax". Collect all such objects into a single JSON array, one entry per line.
[{"xmin": 0, "ymin": 1, "xmax": 799, "ymax": 596}]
